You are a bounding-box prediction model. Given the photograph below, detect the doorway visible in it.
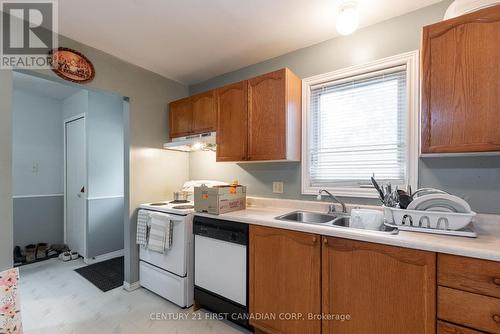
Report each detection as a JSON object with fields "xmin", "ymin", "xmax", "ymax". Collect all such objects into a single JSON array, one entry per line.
[
  {"xmin": 64, "ymin": 115, "xmax": 86, "ymax": 257},
  {"xmin": 12, "ymin": 71, "xmax": 126, "ymax": 267}
]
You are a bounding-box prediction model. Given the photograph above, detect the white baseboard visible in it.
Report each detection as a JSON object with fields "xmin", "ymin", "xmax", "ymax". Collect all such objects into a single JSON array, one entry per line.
[
  {"xmin": 123, "ymin": 281, "xmax": 141, "ymax": 292},
  {"xmin": 83, "ymin": 249, "xmax": 124, "ymax": 265}
]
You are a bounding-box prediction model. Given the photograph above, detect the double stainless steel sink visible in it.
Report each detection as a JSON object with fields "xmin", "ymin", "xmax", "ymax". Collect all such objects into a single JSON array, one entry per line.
[
  {"xmin": 275, "ymin": 211, "xmax": 347, "ymax": 226},
  {"xmin": 275, "ymin": 211, "xmax": 397, "ymax": 233}
]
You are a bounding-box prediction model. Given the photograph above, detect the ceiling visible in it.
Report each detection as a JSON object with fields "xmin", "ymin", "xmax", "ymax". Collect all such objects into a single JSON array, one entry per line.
[
  {"xmin": 13, "ymin": 72, "xmax": 83, "ymax": 100},
  {"xmin": 58, "ymin": 0, "xmax": 443, "ymax": 85}
]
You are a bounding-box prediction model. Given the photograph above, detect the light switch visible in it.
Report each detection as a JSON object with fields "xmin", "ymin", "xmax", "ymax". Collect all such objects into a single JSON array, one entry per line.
[{"xmin": 273, "ymin": 181, "xmax": 284, "ymax": 194}]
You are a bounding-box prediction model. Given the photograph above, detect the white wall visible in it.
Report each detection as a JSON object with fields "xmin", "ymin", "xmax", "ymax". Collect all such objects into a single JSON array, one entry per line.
[{"xmin": 12, "ymin": 90, "xmax": 63, "ymax": 196}]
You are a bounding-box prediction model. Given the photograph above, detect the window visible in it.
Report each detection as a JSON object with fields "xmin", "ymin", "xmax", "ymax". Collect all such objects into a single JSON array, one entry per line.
[{"xmin": 302, "ymin": 51, "xmax": 419, "ymax": 198}]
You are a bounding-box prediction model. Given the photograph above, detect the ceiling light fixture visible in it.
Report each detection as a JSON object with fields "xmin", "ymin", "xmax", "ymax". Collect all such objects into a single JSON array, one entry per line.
[{"xmin": 336, "ymin": 1, "xmax": 360, "ymax": 36}]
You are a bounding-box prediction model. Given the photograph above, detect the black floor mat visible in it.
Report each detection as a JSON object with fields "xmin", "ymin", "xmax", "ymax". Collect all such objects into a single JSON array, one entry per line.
[{"xmin": 75, "ymin": 256, "xmax": 124, "ymax": 292}]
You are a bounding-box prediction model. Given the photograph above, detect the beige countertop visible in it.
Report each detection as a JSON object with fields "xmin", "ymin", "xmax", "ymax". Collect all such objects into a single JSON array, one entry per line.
[{"xmin": 194, "ymin": 197, "xmax": 500, "ymax": 262}]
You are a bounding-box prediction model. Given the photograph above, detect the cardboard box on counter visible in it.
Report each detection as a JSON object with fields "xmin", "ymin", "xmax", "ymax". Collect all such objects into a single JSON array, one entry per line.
[{"xmin": 194, "ymin": 184, "xmax": 246, "ymax": 215}]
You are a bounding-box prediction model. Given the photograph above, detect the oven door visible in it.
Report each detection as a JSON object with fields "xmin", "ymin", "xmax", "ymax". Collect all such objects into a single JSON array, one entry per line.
[
  {"xmin": 194, "ymin": 235, "xmax": 247, "ymax": 305},
  {"xmin": 139, "ymin": 210, "xmax": 191, "ymax": 277}
]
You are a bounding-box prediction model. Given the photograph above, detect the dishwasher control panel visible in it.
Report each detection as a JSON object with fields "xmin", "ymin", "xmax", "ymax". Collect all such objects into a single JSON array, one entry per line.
[{"xmin": 193, "ymin": 216, "xmax": 248, "ymax": 245}]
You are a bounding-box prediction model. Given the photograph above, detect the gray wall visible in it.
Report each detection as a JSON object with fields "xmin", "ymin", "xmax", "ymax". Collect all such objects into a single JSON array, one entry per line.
[
  {"xmin": 12, "ymin": 90, "xmax": 65, "ymax": 248},
  {"xmin": 0, "ymin": 70, "xmax": 13, "ymax": 271},
  {"xmin": 87, "ymin": 91, "xmax": 124, "ymax": 198},
  {"xmin": 189, "ymin": 1, "xmax": 500, "ymax": 214},
  {"xmin": 87, "ymin": 197, "xmax": 124, "ymax": 258},
  {"xmin": 0, "ymin": 32, "xmax": 189, "ymax": 281},
  {"xmin": 62, "ymin": 90, "xmax": 88, "ymax": 119},
  {"xmin": 12, "ymin": 90, "xmax": 63, "ymax": 196},
  {"xmin": 13, "ymin": 196, "xmax": 63, "ymax": 247},
  {"xmin": 86, "ymin": 90, "xmax": 125, "ymax": 258}
]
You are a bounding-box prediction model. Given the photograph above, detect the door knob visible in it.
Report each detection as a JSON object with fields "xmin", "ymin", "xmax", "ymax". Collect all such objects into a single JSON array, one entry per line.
[{"xmin": 80, "ymin": 186, "xmax": 85, "ymax": 193}]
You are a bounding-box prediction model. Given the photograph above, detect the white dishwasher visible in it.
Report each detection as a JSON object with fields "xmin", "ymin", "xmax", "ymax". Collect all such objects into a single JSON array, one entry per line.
[{"xmin": 193, "ymin": 216, "xmax": 249, "ymax": 327}]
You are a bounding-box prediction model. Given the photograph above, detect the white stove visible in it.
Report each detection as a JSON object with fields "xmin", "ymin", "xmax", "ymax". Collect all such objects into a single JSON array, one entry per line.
[
  {"xmin": 140, "ymin": 200, "xmax": 195, "ymax": 215},
  {"xmin": 137, "ymin": 199, "xmax": 195, "ymax": 308}
]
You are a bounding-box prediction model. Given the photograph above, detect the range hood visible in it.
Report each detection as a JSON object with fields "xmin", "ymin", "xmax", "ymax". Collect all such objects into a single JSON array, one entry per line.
[{"xmin": 163, "ymin": 132, "xmax": 216, "ymax": 152}]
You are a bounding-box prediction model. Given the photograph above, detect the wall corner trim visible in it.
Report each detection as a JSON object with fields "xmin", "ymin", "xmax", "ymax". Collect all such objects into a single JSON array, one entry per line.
[
  {"xmin": 123, "ymin": 280, "xmax": 141, "ymax": 292},
  {"xmin": 83, "ymin": 249, "xmax": 124, "ymax": 265}
]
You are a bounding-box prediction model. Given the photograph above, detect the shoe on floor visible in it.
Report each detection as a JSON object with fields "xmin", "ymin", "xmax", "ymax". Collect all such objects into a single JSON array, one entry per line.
[
  {"xmin": 13, "ymin": 246, "xmax": 26, "ymax": 264},
  {"xmin": 61, "ymin": 252, "xmax": 71, "ymax": 261},
  {"xmin": 70, "ymin": 251, "xmax": 79, "ymax": 260},
  {"xmin": 36, "ymin": 242, "xmax": 48, "ymax": 259},
  {"xmin": 25, "ymin": 244, "xmax": 36, "ymax": 262}
]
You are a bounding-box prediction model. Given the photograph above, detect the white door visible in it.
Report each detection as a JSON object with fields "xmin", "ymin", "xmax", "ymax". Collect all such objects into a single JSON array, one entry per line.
[{"xmin": 65, "ymin": 117, "xmax": 86, "ymax": 256}]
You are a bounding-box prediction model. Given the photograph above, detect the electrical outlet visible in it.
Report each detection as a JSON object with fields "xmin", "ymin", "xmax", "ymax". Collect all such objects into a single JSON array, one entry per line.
[{"xmin": 273, "ymin": 181, "xmax": 284, "ymax": 194}]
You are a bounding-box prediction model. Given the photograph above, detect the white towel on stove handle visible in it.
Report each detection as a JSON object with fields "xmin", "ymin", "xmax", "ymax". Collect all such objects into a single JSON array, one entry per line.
[
  {"xmin": 136, "ymin": 209, "xmax": 149, "ymax": 247},
  {"xmin": 147, "ymin": 212, "xmax": 173, "ymax": 253}
]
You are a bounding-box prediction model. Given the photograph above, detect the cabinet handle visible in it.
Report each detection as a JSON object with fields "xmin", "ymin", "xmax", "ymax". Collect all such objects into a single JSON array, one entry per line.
[
  {"xmin": 312, "ymin": 236, "xmax": 317, "ymax": 244},
  {"xmin": 323, "ymin": 238, "xmax": 328, "ymax": 245},
  {"xmin": 493, "ymin": 314, "xmax": 500, "ymax": 323},
  {"xmin": 493, "ymin": 277, "xmax": 500, "ymax": 286}
]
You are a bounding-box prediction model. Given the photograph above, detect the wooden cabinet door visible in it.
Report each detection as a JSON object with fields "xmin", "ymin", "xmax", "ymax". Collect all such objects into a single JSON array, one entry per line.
[
  {"xmin": 248, "ymin": 69, "xmax": 287, "ymax": 160},
  {"xmin": 438, "ymin": 286, "xmax": 500, "ymax": 333},
  {"xmin": 169, "ymin": 97, "xmax": 192, "ymax": 138},
  {"xmin": 421, "ymin": 5, "xmax": 500, "ymax": 153},
  {"xmin": 249, "ymin": 225, "xmax": 321, "ymax": 334},
  {"xmin": 322, "ymin": 237, "xmax": 436, "ymax": 334},
  {"xmin": 192, "ymin": 90, "xmax": 216, "ymax": 134},
  {"xmin": 216, "ymin": 81, "xmax": 248, "ymax": 162},
  {"xmin": 437, "ymin": 321, "xmax": 485, "ymax": 334}
]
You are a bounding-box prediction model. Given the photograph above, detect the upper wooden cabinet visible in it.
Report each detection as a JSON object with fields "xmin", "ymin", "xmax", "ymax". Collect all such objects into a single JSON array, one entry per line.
[
  {"xmin": 421, "ymin": 5, "xmax": 500, "ymax": 154},
  {"xmin": 216, "ymin": 81, "xmax": 248, "ymax": 162},
  {"xmin": 192, "ymin": 90, "xmax": 217, "ymax": 134},
  {"xmin": 169, "ymin": 68, "xmax": 301, "ymax": 161},
  {"xmin": 168, "ymin": 90, "xmax": 216, "ymax": 138},
  {"xmin": 322, "ymin": 237, "xmax": 436, "ymax": 334},
  {"xmin": 248, "ymin": 68, "xmax": 301, "ymax": 161},
  {"xmin": 169, "ymin": 96, "xmax": 193, "ymax": 138},
  {"xmin": 249, "ymin": 225, "xmax": 321, "ymax": 334}
]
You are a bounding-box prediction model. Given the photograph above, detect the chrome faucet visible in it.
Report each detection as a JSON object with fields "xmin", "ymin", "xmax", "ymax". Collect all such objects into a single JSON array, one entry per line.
[{"xmin": 317, "ymin": 189, "xmax": 347, "ymax": 214}]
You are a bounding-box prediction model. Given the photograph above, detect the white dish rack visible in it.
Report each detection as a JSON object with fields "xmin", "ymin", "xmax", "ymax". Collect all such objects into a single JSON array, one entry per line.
[{"xmin": 384, "ymin": 206, "xmax": 476, "ymax": 234}]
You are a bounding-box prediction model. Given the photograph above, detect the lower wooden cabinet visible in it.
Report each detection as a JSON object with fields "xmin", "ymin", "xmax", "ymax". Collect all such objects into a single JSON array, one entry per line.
[
  {"xmin": 438, "ymin": 286, "xmax": 500, "ymax": 333},
  {"xmin": 437, "ymin": 321, "xmax": 486, "ymax": 334},
  {"xmin": 249, "ymin": 225, "xmax": 321, "ymax": 334},
  {"xmin": 437, "ymin": 254, "xmax": 500, "ymax": 333},
  {"xmin": 321, "ymin": 237, "xmax": 436, "ymax": 334},
  {"xmin": 438, "ymin": 253, "xmax": 500, "ymax": 299},
  {"xmin": 249, "ymin": 228, "xmax": 437, "ymax": 334}
]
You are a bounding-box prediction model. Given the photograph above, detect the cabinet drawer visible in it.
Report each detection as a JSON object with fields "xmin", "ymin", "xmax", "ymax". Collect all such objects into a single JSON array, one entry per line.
[
  {"xmin": 438, "ymin": 254, "xmax": 500, "ymax": 298},
  {"xmin": 437, "ymin": 320, "xmax": 487, "ymax": 334},
  {"xmin": 438, "ymin": 286, "xmax": 500, "ymax": 333}
]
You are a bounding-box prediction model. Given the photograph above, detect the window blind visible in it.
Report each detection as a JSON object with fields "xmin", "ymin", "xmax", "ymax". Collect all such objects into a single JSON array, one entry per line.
[{"xmin": 308, "ymin": 65, "xmax": 407, "ymax": 188}]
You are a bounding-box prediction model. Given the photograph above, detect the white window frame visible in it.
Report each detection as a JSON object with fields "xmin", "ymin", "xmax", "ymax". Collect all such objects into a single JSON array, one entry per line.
[{"xmin": 301, "ymin": 50, "xmax": 419, "ymax": 198}]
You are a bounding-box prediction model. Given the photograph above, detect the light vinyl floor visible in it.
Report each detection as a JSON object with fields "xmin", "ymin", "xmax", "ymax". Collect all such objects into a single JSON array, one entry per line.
[{"xmin": 19, "ymin": 258, "xmax": 247, "ymax": 334}]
